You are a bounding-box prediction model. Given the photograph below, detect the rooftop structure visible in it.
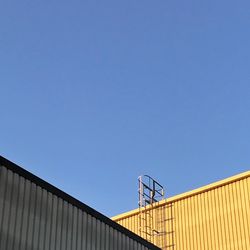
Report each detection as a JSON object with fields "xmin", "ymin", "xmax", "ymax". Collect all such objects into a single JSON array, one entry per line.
[{"xmin": 113, "ymin": 170, "xmax": 250, "ymax": 249}]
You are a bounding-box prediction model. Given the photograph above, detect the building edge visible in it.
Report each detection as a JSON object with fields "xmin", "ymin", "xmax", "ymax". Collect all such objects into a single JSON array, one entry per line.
[
  {"xmin": 112, "ymin": 169, "xmax": 250, "ymax": 221},
  {"xmin": 0, "ymin": 155, "xmax": 160, "ymax": 250}
]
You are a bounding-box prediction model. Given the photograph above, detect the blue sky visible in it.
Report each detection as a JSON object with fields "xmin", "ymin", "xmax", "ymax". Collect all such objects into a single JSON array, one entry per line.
[{"xmin": 0, "ymin": 0, "xmax": 249, "ymax": 217}]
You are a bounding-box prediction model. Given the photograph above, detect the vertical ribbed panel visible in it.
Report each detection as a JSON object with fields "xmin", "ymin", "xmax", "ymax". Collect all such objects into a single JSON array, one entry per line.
[
  {"xmin": 113, "ymin": 172, "xmax": 250, "ymax": 250},
  {"xmin": 0, "ymin": 166, "xmax": 155, "ymax": 250}
]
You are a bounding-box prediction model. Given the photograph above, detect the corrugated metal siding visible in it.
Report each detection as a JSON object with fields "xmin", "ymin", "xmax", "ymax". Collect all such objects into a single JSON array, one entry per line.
[
  {"xmin": 113, "ymin": 172, "xmax": 250, "ymax": 250},
  {"xmin": 0, "ymin": 165, "xmax": 159, "ymax": 250}
]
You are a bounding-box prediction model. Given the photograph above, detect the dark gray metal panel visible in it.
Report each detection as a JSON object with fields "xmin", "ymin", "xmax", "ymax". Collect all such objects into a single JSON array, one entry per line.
[{"xmin": 0, "ymin": 165, "xmax": 158, "ymax": 250}]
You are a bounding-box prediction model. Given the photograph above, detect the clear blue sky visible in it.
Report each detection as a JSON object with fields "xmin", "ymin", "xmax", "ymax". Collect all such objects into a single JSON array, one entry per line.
[{"xmin": 1, "ymin": 0, "xmax": 249, "ymax": 217}]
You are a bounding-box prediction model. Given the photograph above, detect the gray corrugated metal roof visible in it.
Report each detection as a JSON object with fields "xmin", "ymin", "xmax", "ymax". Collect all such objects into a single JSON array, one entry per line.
[{"xmin": 0, "ymin": 155, "xmax": 160, "ymax": 250}]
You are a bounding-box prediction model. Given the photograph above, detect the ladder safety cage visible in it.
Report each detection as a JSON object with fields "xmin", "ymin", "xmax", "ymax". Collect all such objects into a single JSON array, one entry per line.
[{"xmin": 138, "ymin": 175, "xmax": 168, "ymax": 249}]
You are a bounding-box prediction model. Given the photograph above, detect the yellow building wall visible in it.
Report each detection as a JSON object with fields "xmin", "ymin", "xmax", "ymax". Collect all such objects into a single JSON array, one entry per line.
[{"xmin": 112, "ymin": 171, "xmax": 250, "ymax": 250}]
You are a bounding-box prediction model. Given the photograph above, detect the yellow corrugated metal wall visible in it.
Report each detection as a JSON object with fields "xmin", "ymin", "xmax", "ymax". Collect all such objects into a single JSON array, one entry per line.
[{"xmin": 112, "ymin": 171, "xmax": 250, "ymax": 250}]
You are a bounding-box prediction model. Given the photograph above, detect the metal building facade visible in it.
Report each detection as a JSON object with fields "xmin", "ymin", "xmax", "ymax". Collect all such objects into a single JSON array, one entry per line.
[
  {"xmin": 112, "ymin": 171, "xmax": 250, "ymax": 250},
  {"xmin": 0, "ymin": 156, "xmax": 160, "ymax": 250}
]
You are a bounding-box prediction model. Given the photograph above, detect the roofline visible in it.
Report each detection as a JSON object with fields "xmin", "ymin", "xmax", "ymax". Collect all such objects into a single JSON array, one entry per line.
[
  {"xmin": 112, "ymin": 170, "xmax": 250, "ymax": 221},
  {"xmin": 0, "ymin": 155, "xmax": 160, "ymax": 250}
]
